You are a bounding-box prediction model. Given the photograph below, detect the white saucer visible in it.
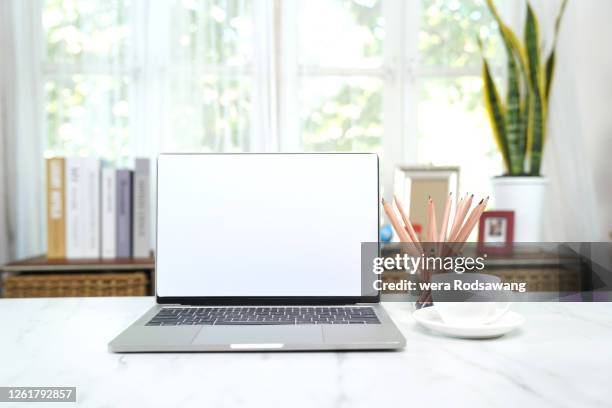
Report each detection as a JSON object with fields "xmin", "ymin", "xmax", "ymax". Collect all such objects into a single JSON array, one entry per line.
[{"xmin": 412, "ymin": 306, "xmax": 525, "ymax": 339}]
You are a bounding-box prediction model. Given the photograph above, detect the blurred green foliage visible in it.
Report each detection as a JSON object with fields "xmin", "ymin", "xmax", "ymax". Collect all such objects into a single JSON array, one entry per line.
[
  {"xmin": 302, "ymin": 0, "xmax": 500, "ymax": 153},
  {"xmin": 43, "ymin": 0, "xmax": 500, "ymax": 162}
]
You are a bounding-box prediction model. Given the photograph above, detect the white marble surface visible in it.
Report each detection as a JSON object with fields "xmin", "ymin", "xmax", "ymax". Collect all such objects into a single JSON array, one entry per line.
[{"xmin": 0, "ymin": 298, "xmax": 611, "ymax": 408}]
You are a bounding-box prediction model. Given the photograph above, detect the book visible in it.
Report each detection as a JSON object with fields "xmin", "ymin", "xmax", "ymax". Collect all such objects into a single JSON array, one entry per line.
[
  {"xmin": 81, "ymin": 158, "xmax": 101, "ymax": 258},
  {"xmin": 132, "ymin": 158, "xmax": 150, "ymax": 258},
  {"xmin": 65, "ymin": 158, "xmax": 84, "ymax": 258},
  {"xmin": 116, "ymin": 169, "xmax": 133, "ymax": 258},
  {"xmin": 101, "ymin": 165, "xmax": 117, "ymax": 258},
  {"xmin": 46, "ymin": 158, "xmax": 66, "ymax": 259}
]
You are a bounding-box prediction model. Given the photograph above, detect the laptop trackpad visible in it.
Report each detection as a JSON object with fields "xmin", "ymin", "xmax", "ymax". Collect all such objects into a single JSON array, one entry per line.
[{"xmin": 192, "ymin": 326, "xmax": 323, "ymax": 346}]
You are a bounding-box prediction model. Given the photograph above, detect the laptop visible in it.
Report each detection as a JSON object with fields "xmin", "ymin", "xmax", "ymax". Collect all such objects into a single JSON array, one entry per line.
[{"xmin": 109, "ymin": 153, "xmax": 405, "ymax": 352}]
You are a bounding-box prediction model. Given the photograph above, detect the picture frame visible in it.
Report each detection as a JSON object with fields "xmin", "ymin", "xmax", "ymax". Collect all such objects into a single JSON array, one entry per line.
[
  {"xmin": 393, "ymin": 165, "xmax": 459, "ymax": 241},
  {"xmin": 477, "ymin": 211, "xmax": 514, "ymax": 254}
]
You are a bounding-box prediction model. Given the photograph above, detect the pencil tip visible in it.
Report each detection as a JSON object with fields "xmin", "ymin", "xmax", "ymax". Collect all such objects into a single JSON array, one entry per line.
[{"xmin": 381, "ymin": 197, "xmax": 386, "ymax": 204}]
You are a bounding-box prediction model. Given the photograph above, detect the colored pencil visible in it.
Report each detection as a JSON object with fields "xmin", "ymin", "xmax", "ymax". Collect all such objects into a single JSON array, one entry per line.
[
  {"xmin": 393, "ymin": 195, "xmax": 422, "ymax": 247},
  {"xmin": 439, "ymin": 192, "xmax": 452, "ymax": 242},
  {"xmin": 449, "ymin": 194, "xmax": 473, "ymax": 241},
  {"xmin": 381, "ymin": 198, "xmax": 411, "ymax": 242},
  {"xmin": 449, "ymin": 195, "xmax": 464, "ymax": 239},
  {"xmin": 426, "ymin": 196, "xmax": 438, "ymax": 242},
  {"xmin": 455, "ymin": 197, "xmax": 489, "ymax": 243}
]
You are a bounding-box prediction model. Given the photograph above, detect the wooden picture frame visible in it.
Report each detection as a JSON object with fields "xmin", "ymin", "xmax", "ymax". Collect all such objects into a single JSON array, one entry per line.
[
  {"xmin": 478, "ymin": 211, "xmax": 514, "ymax": 254},
  {"xmin": 393, "ymin": 165, "xmax": 459, "ymax": 241}
]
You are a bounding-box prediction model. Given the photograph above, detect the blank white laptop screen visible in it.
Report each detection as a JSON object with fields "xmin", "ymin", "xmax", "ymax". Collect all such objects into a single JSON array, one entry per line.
[{"xmin": 156, "ymin": 153, "xmax": 378, "ymax": 297}]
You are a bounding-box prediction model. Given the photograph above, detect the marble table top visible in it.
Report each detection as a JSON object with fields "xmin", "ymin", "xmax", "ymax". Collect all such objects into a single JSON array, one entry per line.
[{"xmin": 0, "ymin": 297, "xmax": 610, "ymax": 408}]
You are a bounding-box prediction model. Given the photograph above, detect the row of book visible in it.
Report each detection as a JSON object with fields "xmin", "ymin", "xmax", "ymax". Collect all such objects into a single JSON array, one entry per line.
[{"xmin": 46, "ymin": 157, "xmax": 151, "ymax": 259}]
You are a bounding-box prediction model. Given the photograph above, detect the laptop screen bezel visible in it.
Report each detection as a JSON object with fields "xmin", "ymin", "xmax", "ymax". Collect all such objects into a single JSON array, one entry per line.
[{"xmin": 155, "ymin": 153, "xmax": 381, "ymax": 305}]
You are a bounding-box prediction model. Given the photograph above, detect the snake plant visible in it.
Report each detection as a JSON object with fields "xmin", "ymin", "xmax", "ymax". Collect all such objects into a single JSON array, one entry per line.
[{"xmin": 480, "ymin": 0, "xmax": 568, "ymax": 176}]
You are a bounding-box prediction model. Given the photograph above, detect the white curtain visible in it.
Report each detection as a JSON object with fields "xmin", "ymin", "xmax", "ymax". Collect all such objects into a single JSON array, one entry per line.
[
  {"xmin": 535, "ymin": 0, "xmax": 611, "ymax": 241},
  {"xmin": 130, "ymin": 0, "xmax": 275, "ymax": 249},
  {"xmin": 1, "ymin": 0, "xmax": 277, "ymax": 260},
  {"xmin": 251, "ymin": 0, "xmax": 279, "ymax": 152},
  {"xmin": 1, "ymin": 0, "xmax": 609, "ymax": 264},
  {"xmin": 0, "ymin": 95, "xmax": 9, "ymax": 264},
  {"xmin": 0, "ymin": 0, "xmax": 16, "ymax": 264},
  {"xmin": 0, "ymin": 0, "xmax": 45, "ymax": 261}
]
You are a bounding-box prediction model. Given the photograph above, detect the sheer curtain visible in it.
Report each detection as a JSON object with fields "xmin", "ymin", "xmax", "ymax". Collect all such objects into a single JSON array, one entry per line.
[
  {"xmin": 2, "ymin": 0, "xmax": 609, "ymax": 264},
  {"xmin": 0, "ymin": 96, "xmax": 9, "ymax": 264},
  {"xmin": 0, "ymin": 2, "xmax": 11, "ymax": 264},
  {"xmin": 0, "ymin": 0, "xmax": 45, "ymax": 262},
  {"xmin": 533, "ymin": 0, "xmax": 609, "ymax": 241},
  {"xmin": 2, "ymin": 0, "xmax": 276, "ymax": 259},
  {"xmin": 133, "ymin": 0, "xmax": 270, "ymax": 248},
  {"xmin": 155, "ymin": 0, "xmax": 257, "ymax": 154}
]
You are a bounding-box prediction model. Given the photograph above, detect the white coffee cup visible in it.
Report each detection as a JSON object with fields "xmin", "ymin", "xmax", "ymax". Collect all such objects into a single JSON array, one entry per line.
[
  {"xmin": 430, "ymin": 273, "xmax": 510, "ymax": 326},
  {"xmin": 435, "ymin": 302, "xmax": 509, "ymax": 326}
]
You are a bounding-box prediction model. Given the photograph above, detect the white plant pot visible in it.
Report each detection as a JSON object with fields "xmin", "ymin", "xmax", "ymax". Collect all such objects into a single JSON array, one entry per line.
[{"xmin": 491, "ymin": 176, "xmax": 548, "ymax": 242}]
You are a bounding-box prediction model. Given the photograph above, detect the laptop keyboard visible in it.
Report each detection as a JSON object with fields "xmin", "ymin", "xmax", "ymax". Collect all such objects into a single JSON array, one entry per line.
[{"xmin": 146, "ymin": 306, "xmax": 380, "ymax": 326}]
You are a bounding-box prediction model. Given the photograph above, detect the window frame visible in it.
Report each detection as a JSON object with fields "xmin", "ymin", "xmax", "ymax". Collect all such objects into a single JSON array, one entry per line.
[
  {"xmin": 37, "ymin": 0, "xmax": 504, "ymax": 241},
  {"xmin": 275, "ymin": 0, "xmax": 492, "ymax": 194},
  {"xmin": 39, "ymin": 0, "xmax": 495, "ymax": 182},
  {"xmin": 277, "ymin": 0, "xmax": 420, "ymax": 194}
]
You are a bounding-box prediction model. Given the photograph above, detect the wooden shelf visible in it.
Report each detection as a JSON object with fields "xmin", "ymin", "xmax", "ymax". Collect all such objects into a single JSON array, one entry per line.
[
  {"xmin": 1, "ymin": 255, "xmax": 155, "ymax": 273},
  {"xmin": 1, "ymin": 255, "xmax": 156, "ymax": 297}
]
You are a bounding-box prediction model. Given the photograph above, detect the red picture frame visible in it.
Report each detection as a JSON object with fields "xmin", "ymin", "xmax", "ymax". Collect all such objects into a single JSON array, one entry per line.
[{"xmin": 477, "ymin": 211, "xmax": 514, "ymax": 254}]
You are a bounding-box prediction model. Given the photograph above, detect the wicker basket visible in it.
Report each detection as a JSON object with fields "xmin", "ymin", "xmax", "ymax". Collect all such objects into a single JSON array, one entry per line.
[
  {"xmin": 486, "ymin": 268, "xmax": 580, "ymax": 292},
  {"xmin": 3, "ymin": 272, "xmax": 148, "ymax": 298}
]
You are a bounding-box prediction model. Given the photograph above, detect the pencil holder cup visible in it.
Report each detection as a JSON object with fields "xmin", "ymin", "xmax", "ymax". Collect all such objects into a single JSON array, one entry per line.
[{"xmin": 406, "ymin": 242, "xmax": 465, "ymax": 310}]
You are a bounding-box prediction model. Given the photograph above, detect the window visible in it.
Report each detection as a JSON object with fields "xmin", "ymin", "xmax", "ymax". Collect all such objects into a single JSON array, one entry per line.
[
  {"xmin": 43, "ymin": 0, "xmax": 132, "ymax": 164},
  {"xmin": 417, "ymin": 0, "xmax": 504, "ymax": 195},
  {"xmin": 42, "ymin": 0, "xmax": 504, "ymax": 193},
  {"xmin": 166, "ymin": 0, "xmax": 254, "ymax": 152},
  {"xmin": 295, "ymin": 0, "xmax": 384, "ymax": 154},
  {"xmin": 42, "ymin": 0, "xmax": 255, "ymax": 164}
]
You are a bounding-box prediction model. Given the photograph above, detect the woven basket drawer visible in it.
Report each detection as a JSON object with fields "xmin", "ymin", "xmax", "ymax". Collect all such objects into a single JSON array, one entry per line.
[
  {"xmin": 3, "ymin": 272, "xmax": 148, "ymax": 298},
  {"xmin": 486, "ymin": 268, "xmax": 581, "ymax": 292}
]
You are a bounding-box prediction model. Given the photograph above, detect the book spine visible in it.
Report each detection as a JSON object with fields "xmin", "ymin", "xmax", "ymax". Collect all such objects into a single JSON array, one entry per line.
[
  {"xmin": 65, "ymin": 158, "xmax": 82, "ymax": 258},
  {"xmin": 46, "ymin": 158, "xmax": 66, "ymax": 259},
  {"xmin": 132, "ymin": 158, "xmax": 150, "ymax": 258},
  {"xmin": 101, "ymin": 166, "xmax": 117, "ymax": 258},
  {"xmin": 116, "ymin": 170, "xmax": 133, "ymax": 258},
  {"xmin": 81, "ymin": 158, "xmax": 100, "ymax": 258}
]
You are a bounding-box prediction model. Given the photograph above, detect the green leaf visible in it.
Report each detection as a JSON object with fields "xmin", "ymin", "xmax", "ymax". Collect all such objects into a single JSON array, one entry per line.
[
  {"xmin": 485, "ymin": 0, "xmax": 529, "ymax": 73},
  {"xmin": 481, "ymin": 56, "xmax": 511, "ymax": 174},
  {"xmin": 485, "ymin": 0, "xmax": 528, "ymax": 175},
  {"xmin": 545, "ymin": 51, "xmax": 556, "ymax": 102},
  {"xmin": 504, "ymin": 46, "xmax": 525, "ymax": 175},
  {"xmin": 545, "ymin": 0, "xmax": 568, "ymax": 101},
  {"xmin": 520, "ymin": 82, "xmax": 531, "ymax": 172},
  {"xmin": 525, "ymin": 4, "xmax": 546, "ymax": 176}
]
